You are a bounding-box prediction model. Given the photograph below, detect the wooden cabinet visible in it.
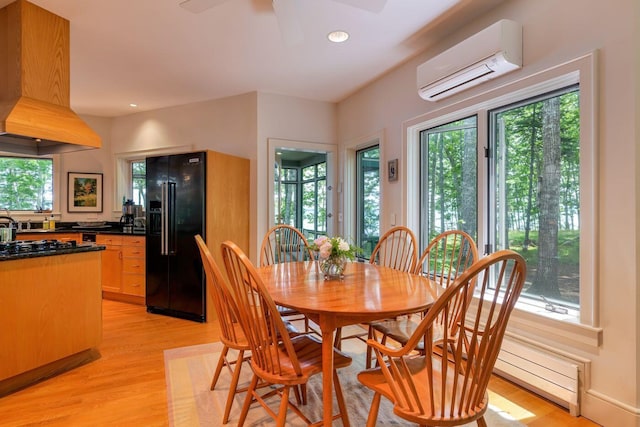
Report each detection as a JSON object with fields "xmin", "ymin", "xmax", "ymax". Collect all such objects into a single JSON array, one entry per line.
[
  {"xmin": 0, "ymin": 251, "xmax": 102, "ymax": 391},
  {"xmin": 97, "ymin": 235, "xmax": 123, "ymax": 294},
  {"xmin": 97, "ymin": 235, "xmax": 145, "ymax": 305},
  {"xmin": 121, "ymin": 237, "xmax": 145, "ymax": 298}
]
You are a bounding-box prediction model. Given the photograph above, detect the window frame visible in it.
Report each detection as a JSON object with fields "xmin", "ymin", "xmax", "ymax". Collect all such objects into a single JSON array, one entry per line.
[
  {"xmin": 343, "ymin": 131, "xmax": 384, "ymax": 250},
  {"xmin": 404, "ymin": 53, "xmax": 599, "ymax": 348},
  {"xmin": 355, "ymin": 144, "xmax": 380, "ymax": 259}
]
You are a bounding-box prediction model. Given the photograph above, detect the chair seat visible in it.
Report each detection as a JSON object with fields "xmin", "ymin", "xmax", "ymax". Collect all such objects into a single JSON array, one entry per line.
[
  {"xmin": 357, "ymin": 354, "xmax": 489, "ymax": 425},
  {"xmin": 253, "ymin": 334, "xmax": 352, "ymax": 386},
  {"xmin": 370, "ymin": 317, "xmax": 424, "ymax": 351}
]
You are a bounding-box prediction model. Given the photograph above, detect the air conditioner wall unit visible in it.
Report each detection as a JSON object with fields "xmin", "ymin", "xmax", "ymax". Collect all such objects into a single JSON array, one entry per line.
[{"xmin": 417, "ymin": 19, "xmax": 522, "ymax": 101}]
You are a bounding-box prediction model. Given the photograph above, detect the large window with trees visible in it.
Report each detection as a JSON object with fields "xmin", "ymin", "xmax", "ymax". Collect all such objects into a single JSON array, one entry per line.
[
  {"xmin": 490, "ymin": 86, "xmax": 580, "ymax": 308},
  {"xmin": 0, "ymin": 156, "xmax": 53, "ymax": 211},
  {"xmin": 419, "ymin": 117, "xmax": 477, "ymax": 253},
  {"xmin": 417, "ymin": 84, "xmax": 582, "ymax": 317},
  {"xmin": 356, "ymin": 145, "xmax": 380, "ymax": 259}
]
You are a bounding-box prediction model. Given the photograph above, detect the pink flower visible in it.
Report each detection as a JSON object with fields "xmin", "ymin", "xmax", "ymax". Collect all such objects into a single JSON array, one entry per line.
[
  {"xmin": 319, "ymin": 241, "xmax": 332, "ymax": 259},
  {"xmin": 314, "ymin": 236, "xmax": 329, "ymax": 247}
]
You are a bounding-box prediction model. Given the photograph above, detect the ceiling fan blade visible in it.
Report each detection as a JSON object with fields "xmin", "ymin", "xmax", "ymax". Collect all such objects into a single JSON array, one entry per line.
[
  {"xmin": 179, "ymin": 0, "xmax": 230, "ymax": 14},
  {"xmin": 272, "ymin": 0, "xmax": 304, "ymax": 46},
  {"xmin": 332, "ymin": 0, "xmax": 387, "ymax": 13}
]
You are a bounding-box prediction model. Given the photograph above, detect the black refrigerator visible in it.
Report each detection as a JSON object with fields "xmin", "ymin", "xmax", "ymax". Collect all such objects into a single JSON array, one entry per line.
[{"xmin": 145, "ymin": 151, "xmax": 206, "ymax": 322}]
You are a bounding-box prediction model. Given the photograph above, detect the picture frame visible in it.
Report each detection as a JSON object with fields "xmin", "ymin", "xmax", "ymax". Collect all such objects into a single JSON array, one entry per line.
[
  {"xmin": 68, "ymin": 172, "xmax": 103, "ymax": 213},
  {"xmin": 388, "ymin": 159, "xmax": 398, "ymax": 182}
]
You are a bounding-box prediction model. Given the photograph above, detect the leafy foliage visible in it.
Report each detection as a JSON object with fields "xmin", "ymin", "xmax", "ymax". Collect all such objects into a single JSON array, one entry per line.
[{"xmin": 0, "ymin": 157, "xmax": 53, "ymax": 211}]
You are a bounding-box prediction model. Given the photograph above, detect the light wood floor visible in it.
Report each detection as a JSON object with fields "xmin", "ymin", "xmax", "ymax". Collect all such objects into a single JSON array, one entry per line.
[{"xmin": 0, "ymin": 299, "xmax": 600, "ymax": 426}]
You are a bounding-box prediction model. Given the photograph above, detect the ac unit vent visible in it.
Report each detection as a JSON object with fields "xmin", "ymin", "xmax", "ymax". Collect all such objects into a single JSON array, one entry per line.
[{"xmin": 417, "ymin": 19, "xmax": 522, "ymax": 101}]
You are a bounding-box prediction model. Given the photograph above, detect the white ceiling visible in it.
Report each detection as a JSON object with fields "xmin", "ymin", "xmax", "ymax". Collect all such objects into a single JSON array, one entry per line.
[{"xmin": 1, "ymin": 0, "xmax": 506, "ymax": 117}]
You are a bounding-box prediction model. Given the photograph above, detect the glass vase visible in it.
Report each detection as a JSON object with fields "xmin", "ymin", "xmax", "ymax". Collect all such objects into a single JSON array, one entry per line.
[{"xmin": 320, "ymin": 256, "xmax": 347, "ymax": 279}]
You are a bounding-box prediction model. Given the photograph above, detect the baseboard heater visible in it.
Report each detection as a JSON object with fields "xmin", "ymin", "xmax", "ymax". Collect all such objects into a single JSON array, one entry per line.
[{"xmin": 494, "ymin": 336, "xmax": 585, "ymax": 416}]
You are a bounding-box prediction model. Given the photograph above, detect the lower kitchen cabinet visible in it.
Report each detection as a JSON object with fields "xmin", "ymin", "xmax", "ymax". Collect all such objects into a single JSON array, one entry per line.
[{"xmin": 97, "ymin": 235, "xmax": 145, "ymax": 305}]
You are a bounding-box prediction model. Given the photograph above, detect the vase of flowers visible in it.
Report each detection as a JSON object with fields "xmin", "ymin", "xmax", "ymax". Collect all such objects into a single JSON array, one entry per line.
[{"xmin": 308, "ymin": 235, "xmax": 361, "ymax": 280}]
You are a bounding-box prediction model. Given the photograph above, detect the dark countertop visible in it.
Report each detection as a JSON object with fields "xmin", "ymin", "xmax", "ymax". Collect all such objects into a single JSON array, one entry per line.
[
  {"xmin": 16, "ymin": 222, "xmax": 145, "ymax": 236},
  {"xmin": 0, "ymin": 244, "xmax": 106, "ymax": 262}
]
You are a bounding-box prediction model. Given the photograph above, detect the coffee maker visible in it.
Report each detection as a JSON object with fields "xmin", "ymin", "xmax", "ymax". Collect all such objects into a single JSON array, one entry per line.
[{"xmin": 120, "ymin": 199, "xmax": 135, "ymax": 233}]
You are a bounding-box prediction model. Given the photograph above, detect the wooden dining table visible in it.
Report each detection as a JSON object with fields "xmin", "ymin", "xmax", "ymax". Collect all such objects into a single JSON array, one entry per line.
[{"xmin": 257, "ymin": 260, "xmax": 442, "ymax": 426}]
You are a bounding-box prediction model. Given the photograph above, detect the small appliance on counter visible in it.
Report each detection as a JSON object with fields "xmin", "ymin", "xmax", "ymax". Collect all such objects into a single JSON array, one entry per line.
[
  {"xmin": 133, "ymin": 216, "xmax": 146, "ymax": 232},
  {"xmin": 120, "ymin": 199, "xmax": 135, "ymax": 233}
]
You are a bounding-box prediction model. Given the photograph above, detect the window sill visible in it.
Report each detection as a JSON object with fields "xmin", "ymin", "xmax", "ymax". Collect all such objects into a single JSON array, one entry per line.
[{"xmin": 507, "ymin": 301, "xmax": 602, "ymax": 350}]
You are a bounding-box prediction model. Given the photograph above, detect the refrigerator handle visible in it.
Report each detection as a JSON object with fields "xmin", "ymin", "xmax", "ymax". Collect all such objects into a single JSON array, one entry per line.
[
  {"xmin": 168, "ymin": 182, "xmax": 177, "ymax": 255},
  {"xmin": 161, "ymin": 182, "xmax": 168, "ymax": 255}
]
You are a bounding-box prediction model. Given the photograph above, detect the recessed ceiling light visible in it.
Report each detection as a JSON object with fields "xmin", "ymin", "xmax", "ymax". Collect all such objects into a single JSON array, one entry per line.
[
  {"xmin": 327, "ymin": 30, "xmax": 349, "ymax": 43},
  {"xmin": 129, "ymin": 103, "xmax": 138, "ymax": 108}
]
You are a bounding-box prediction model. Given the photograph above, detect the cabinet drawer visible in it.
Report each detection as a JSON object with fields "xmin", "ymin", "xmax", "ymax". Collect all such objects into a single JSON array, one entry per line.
[
  {"xmin": 123, "ymin": 258, "xmax": 145, "ymax": 274},
  {"xmin": 122, "ymin": 236, "xmax": 145, "ymax": 247},
  {"xmin": 122, "ymin": 273, "xmax": 145, "ymax": 297},
  {"xmin": 96, "ymin": 235, "xmax": 123, "ymax": 246},
  {"xmin": 122, "ymin": 245, "xmax": 145, "ymax": 258}
]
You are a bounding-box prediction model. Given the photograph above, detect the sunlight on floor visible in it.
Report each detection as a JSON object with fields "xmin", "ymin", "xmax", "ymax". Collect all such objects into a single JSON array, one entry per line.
[{"xmin": 488, "ymin": 390, "xmax": 536, "ymax": 422}]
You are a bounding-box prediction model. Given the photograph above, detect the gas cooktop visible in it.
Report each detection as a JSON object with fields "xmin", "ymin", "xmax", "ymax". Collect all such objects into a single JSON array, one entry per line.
[{"xmin": 0, "ymin": 239, "xmax": 77, "ymax": 256}]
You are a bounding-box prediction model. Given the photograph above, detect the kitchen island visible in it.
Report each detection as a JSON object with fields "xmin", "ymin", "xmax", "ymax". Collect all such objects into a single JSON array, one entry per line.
[{"xmin": 0, "ymin": 245, "xmax": 105, "ymax": 396}]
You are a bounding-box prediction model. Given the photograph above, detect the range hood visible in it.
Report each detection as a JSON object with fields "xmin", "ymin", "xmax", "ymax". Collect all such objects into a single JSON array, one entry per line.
[{"xmin": 0, "ymin": 0, "xmax": 101, "ymax": 155}]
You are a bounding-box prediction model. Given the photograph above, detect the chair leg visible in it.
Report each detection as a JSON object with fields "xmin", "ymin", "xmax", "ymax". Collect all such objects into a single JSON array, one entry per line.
[
  {"xmin": 210, "ymin": 345, "xmax": 230, "ymax": 390},
  {"xmin": 276, "ymin": 386, "xmax": 290, "ymax": 427},
  {"xmin": 477, "ymin": 416, "xmax": 487, "ymax": 427},
  {"xmin": 237, "ymin": 374, "xmax": 259, "ymax": 427},
  {"xmin": 366, "ymin": 392, "xmax": 381, "ymax": 427},
  {"xmin": 333, "ymin": 370, "xmax": 351, "ymax": 427},
  {"xmin": 334, "ymin": 327, "xmax": 343, "ymax": 350},
  {"xmin": 301, "ymin": 383, "xmax": 307, "ymax": 405},
  {"xmin": 365, "ymin": 325, "xmax": 376, "ymax": 369},
  {"xmin": 222, "ymin": 349, "xmax": 245, "ymax": 423}
]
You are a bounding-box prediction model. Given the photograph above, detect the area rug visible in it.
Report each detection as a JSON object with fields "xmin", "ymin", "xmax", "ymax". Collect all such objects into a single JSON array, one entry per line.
[{"xmin": 164, "ymin": 330, "xmax": 524, "ymax": 426}]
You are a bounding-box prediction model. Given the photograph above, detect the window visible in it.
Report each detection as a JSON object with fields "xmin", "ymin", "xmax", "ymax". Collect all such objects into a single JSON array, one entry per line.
[
  {"xmin": 418, "ymin": 86, "xmax": 581, "ymax": 312},
  {"xmin": 419, "ymin": 117, "xmax": 477, "ymax": 253},
  {"xmin": 356, "ymin": 145, "xmax": 380, "ymax": 259},
  {"xmin": 301, "ymin": 162, "xmax": 326, "ymax": 240},
  {"xmin": 131, "ymin": 160, "xmax": 146, "ymax": 208},
  {"xmin": 490, "ymin": 86, "xmax": 580, "ymax": 308},
  {"xmin": 274, "ymin": 155, "xmax": 327, "ymax": 240},
  {"xmin": 275, "ymin": 166, "xmax": 298, "ymax": 226},
  {"xmin": 0, "ymin": 155, "xmax": 53, "ymax": 211},
  {"xmin": 409, "ymin": 57, "xmax": 595, "ymax": 329}
]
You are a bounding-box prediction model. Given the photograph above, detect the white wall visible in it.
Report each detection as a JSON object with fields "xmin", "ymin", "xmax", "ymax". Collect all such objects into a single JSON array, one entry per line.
[
  {"xmin": 56, "ymin": 115, "xmax": 113, "ymax": 223},
  {"xmin": 336, "ymin": 0, "xmax": 638, "ymax": 425}
]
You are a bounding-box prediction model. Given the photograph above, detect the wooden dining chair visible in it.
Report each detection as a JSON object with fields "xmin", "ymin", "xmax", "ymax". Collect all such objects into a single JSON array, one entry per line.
[
  {"xmin": 335, "ymin": 225, "xmax": 418, "ymax": 351},
  {"xmin": 260, "ymin": 224, "xmax": 315, "ymax": 266},
  {"xmin": 260, "ymin": 224, "xmax": 316, "ymax": 334},
  {"xmin": 367, "ymin": 229, "xmax": 479, "ymax": 367},
  {"xmin": 194, "ymin": 235, "xmax": 249, "ymax": 424},
  {"xmin": 221, "ymin": 240, "xmax": 353, "ymax": 427},
  {"xmin": 369, "ymin": 225, "xmax": 418, "ymax": 273},
  {"xmin": 358, "ymin": 250, "xmax": 526, "ymax": 427}
]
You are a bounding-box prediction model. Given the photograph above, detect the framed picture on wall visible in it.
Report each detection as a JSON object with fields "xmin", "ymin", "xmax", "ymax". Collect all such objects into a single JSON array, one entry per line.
[
  {"xmin": 68, "ymin": 172, "xmax": 103, "ymax": 213},
  {"xmin": 388, "ymin": 159, "xmax": 398, "ymax": 182}
]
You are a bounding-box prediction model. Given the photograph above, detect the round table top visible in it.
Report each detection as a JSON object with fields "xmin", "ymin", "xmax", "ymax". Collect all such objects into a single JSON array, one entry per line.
[{"xmin": 257, "ymin": 261, "xmax": 443, "ymax": 319}]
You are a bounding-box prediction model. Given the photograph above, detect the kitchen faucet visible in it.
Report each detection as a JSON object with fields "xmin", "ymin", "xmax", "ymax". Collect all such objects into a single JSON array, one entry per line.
[{"xmin": 0, "ymin": 215, "xmax": 17, "ymax": 227}]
